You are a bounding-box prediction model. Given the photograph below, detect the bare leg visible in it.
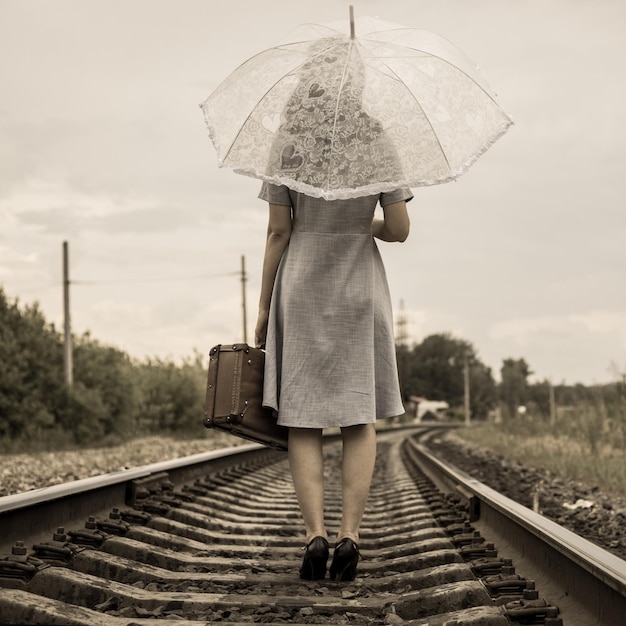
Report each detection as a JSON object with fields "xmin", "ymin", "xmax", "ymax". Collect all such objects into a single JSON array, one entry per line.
[
  {"xmin": 337, "ymin": 423, "xmax": 377, "ymax": 544},
  {"xmin": 288, "ymin": 427, "xmax": 327, "ymax": 543}
]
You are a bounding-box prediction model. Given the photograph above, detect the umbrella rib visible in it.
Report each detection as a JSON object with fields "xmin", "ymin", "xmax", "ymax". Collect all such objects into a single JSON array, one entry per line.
[
  {"xmin": 220, "ymin": 39, "xmax": 347, "ymax": 165},
  {"xmin": 418, "ymin": 54, "xmax": 504, "ymax": 110},
  {"xmin": 203, "ymin": 20, "xmax": 512, "ymax": 194},
  {"xmin": 326, "ymin": 40, "xmax": 355, "ymax": 190},
  {"xmin": 373, "ymin": 56, "xmax": 454, "ymax": 175},
  {"xmin": 360, "ymin": 33, "xmax": 506, "ymax": 110}
]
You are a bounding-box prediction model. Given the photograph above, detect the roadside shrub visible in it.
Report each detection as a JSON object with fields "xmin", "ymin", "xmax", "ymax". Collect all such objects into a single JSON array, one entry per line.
[{"xmin": 0, "ymin": 287, "xmax": 208, "ymax": 452}]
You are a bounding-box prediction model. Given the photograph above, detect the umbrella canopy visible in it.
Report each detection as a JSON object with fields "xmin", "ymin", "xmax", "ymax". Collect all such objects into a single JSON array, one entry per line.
[{"xmin": 200, "ymin": 11, "xmax": 513, "ymax": 200}]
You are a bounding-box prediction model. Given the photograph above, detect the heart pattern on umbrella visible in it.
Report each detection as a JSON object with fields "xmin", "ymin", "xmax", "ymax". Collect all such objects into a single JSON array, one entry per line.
[
  {"xmin": 309, "ymin": 83, "xmax": 326, "ymax": 98},
  {"xmin": 200, "ymin": 12, "xmax": 513, "ymax": 199},
  {"xmin": 280, "ymin": 144, "xmax": 305, "ymax": 170},
  {"xmin": 263, "ymin": 114, "xmax": 281, "ymax": 133}
]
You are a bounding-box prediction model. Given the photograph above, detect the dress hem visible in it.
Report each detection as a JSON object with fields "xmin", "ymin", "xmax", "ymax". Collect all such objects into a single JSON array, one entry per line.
[{"xmin": 267, "ymin": 405, "xmax": 406, "ymax": 429}]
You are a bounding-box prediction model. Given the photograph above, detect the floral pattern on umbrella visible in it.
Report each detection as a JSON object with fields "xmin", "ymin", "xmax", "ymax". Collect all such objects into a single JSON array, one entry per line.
[{"xmin": 201, "ymin": 13, "xmax": 513, "ymax": 200}]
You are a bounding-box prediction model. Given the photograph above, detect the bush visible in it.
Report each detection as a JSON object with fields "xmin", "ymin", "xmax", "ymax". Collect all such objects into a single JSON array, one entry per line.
[
  {"xmin": 0, "ymin": 287, "xmax": 209, "ymax": 452},
  {"xmin": 135, "ymin": 351, "xmax": 206, "ymax": 437},
  {"xmin": 0, "ymin": 289, "xmax": 64, "ymax": 446}
]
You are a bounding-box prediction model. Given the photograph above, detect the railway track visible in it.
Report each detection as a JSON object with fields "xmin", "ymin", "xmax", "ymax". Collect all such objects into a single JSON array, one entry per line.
[{"xmin": 1, "ymin": 426, "xmax": 624, "ymax": 625}]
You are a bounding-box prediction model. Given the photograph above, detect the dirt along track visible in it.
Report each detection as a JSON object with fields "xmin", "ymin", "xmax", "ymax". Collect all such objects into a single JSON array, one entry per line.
[
  {"xmin": 422, "ymin": 428, "xmax": 626, "ymax": 562},
  {"xmin": 0, "ymin": 426, "xmax": 624, "ymax": 625}
]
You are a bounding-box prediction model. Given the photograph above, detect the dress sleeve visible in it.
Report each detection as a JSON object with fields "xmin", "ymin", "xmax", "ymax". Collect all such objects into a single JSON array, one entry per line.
[
  {"xmin": 380, "ymin": 188, "xmax": 414, "ymax": 207},
  {"xmin": 259, "ymin": 182, "xmax": 293, "ymax": 206}
]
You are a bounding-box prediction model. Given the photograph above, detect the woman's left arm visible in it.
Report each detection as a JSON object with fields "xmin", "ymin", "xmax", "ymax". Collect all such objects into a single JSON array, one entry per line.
[
  {"xmin": 255, "ymin": 203, "xmax": 292, "ymax": 348},
  {"xmin": 373, "ymin": 201, "xmax": 410, "ymax": 242}
]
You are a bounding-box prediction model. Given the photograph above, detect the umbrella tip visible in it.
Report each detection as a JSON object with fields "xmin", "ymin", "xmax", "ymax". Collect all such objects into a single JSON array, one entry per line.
[{"xmin": 349, "ymin": 5, "xmax": 355, "ymax": 39}]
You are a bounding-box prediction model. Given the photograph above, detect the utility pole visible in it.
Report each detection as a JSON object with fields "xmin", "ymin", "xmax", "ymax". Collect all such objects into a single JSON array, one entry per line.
[
  {"xmin": 62, "ymin": 241, "xmax": 73, "ymax": 387},
  {"xmin": 549, "ymin": 380, "xmax": 556, "ymax": 426},
  {"xmin": 241, "ymin": 255, "xmax": 248, "ymax": 344},
  {"xmin": 463, "ymin": 352, "xmax": 470, "ymax": 426},
  {"xmin": 396, "ymin": 299, "xmax": 408, "ymax": 347},
  {"xmin": 396, "ymin": 300, "xmax": 409, "ymax": 401}
]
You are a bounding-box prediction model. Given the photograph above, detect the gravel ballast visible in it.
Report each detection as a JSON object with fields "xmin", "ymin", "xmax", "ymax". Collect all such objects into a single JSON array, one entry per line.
[
  {"xmin": 0, "ymin": 434, "xmax": 243, "ymax": 498},
  {"xmin": 425, "ymin": 431, "xmax": 626, "ymax": 561}
]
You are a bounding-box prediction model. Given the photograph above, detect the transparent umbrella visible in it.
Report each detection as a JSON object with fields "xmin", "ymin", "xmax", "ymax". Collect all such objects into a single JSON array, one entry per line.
[{"xmin": 200, "ymin": 8, "xmax": 513, "ymax": 200}]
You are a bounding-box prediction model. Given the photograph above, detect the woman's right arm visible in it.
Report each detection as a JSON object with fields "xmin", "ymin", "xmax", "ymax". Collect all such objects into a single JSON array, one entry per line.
[
  {"xmin": 255, "ymin": 203, "xmax": 292, "ymax": 348},
  {"xmin": 372, "ymin": 201, "xmax": 410, "ymax": 242}
]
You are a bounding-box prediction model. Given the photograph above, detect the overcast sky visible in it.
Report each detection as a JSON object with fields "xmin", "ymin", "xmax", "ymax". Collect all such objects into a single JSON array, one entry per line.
[{"xmin": 1, "ymin": 0, "xmax": 625, "ymax": 386}]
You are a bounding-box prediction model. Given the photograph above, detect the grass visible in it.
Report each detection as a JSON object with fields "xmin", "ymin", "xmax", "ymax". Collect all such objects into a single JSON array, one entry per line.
[{"xmin": 455, "ymin": 408, "xmax": 626, "ymax": 497}]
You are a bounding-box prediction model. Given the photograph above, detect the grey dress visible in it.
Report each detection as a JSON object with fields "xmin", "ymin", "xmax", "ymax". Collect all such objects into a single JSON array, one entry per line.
[{"xmin": 260, "ymin": 183, "xmax": 413, "ymax": 428}]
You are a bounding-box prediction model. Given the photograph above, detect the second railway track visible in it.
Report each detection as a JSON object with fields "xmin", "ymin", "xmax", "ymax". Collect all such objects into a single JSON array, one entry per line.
[{"xmin": 1, "ymin": 426, "xmax": 625, "ymax": 625}]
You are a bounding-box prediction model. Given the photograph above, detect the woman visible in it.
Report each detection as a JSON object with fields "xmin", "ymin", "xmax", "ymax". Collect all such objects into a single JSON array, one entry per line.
[{"xmin": 254, "ymin": 182, "xmax": 411, "ymax": 582}]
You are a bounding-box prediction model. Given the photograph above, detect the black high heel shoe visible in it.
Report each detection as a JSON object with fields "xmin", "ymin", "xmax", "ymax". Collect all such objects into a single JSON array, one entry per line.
[
  {"xmin": 299, "ymin": 536, "xmax": 329, "ymax": 580},
  {"xmin": 329, "ymin": 538, "xmax": 360, "ymax": 581}
]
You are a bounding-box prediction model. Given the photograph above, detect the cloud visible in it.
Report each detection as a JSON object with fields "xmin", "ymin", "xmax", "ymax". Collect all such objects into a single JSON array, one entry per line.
[
  {"xmin": 488, "ymin": 311, "xmax": 626, "ymax": 383},
  {"xmin": 490, "ymin": 312, "xmax": 626, "ymax": 348},
  {"xmin": 0, "ymin": 246, "xmax": 38, "ymax": 277},
  {"xmin": 77, "ymin": 291, "xmax": 245, "ymax": 363},
  {"xmin": 1, "ymin": 177, "xmax": 153, "ymax": 218},
  {"xmin": 2, "ymin": 0, "xmax": 625, "ymax": 388},
  {"xmin": 0, "ymin": 177, "xmax": 210, "ymax": 236},
  {"xmin": 570, "ymin": 311, "xmax": 626, "ymax": 347}
]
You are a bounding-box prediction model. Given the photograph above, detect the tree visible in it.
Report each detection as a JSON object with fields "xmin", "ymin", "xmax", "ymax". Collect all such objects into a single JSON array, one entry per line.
[
  {"xmin": 0, "ymin": 286, "xmax": 208, "ymax": 450},
  {"xmin": 0, "ymin": 289, "xmax": 64, "ymax": 445},
  {"xmin": 526, "ymin": 378, "xmax": 552, "ymax": 419},
  {"xmin": 401, "ymin": 333, "xmax": 496, "ymax": 419},
  {"xmin": 468, "ymin": 359, "xmax": 499, "ymax": 421},
  {"xmin": 65, "ymin": 332, "xmax": 141, "ymax": 442},
  {"xmin": 499, "ymin": 358, "xmax": 532, "ymax": 419},
  {"xmin": 135, "ymin": 351, "xmax": 206, "ymax": 436}
]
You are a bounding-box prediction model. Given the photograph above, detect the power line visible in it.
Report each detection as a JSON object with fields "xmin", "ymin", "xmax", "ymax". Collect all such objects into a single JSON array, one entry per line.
[
  {"xmin": 71, "ymin": 271, "xmax": 239, "ymax": 286},
  {"xmin": 13, "ymin": 271, "xmax": 240, "ymax": 293},
  {"xmin": 59, "ymin": 241, "xmax": 251, "ymax": 386}
]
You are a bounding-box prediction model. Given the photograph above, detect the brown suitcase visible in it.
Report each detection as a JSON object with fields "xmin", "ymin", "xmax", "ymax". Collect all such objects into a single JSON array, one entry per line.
[{"xmin": 203, "ymin": 343, "xmax": 288, "ymax": 451}]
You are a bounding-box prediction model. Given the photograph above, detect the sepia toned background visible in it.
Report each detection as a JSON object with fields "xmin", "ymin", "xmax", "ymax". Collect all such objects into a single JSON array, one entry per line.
[{"xmin": 1, "ymin": 0, "xmax": 625, "ymax": 385}]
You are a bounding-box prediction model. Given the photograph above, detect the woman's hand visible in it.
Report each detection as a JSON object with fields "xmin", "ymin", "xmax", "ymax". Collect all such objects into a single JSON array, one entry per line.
[{"xmin": 255, "ymin": 308, "xmax": 269, "ymax": 349}]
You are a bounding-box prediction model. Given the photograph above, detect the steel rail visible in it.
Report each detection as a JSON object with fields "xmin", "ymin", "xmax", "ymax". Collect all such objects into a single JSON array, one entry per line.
[
  {"xmin": 0, "ymin": 442, "xmax": 280, "ymax": 553},
  {"xmin": 404, "ymin": 432, "xmax": 626, "ymax": 626},
  {"xmin": 1, "ymin": 425, "xmax": 623, "ymax": 625}
]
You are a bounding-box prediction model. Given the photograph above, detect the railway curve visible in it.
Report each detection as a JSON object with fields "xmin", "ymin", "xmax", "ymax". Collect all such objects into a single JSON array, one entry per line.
[{"xmin": 0, "ymin": 426, "xmax": 624, "ymax": 625}]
